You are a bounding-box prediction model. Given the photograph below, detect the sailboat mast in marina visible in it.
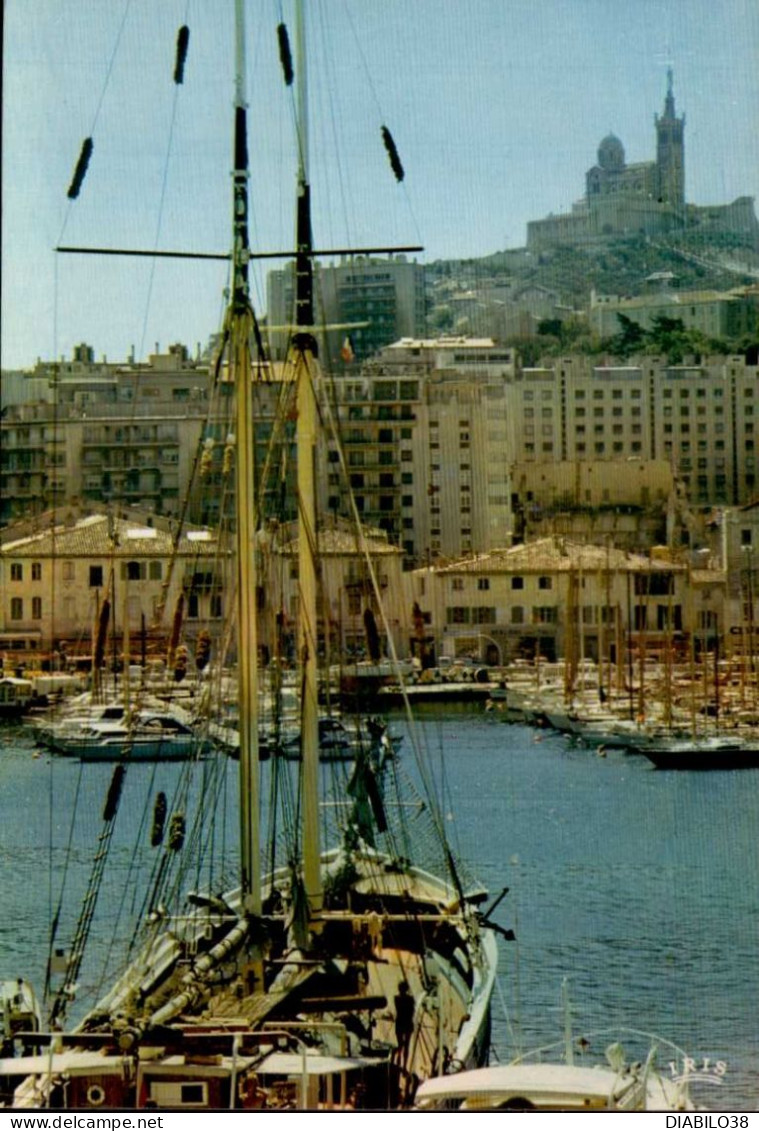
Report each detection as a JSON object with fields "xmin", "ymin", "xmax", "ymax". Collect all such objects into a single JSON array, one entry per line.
[{"xmin": 1, "ymin": 1, "xmax": 499, "ymax": 1111}]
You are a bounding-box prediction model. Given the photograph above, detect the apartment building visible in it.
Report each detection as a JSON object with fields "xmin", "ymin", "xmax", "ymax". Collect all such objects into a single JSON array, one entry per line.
[
  {"xmin": 266, "ymin": 255, "xmax": 426, "ymax": 363},
  {"xmin": 0, "ymin": 509, "xmax": 229, "ymax": 660},
  {"xmin": 412, "ymin": 537, "xmax": 724, "ymax": 667},
  {"xmin": 505, "ymin": 355, "xmax": 758, "ymax": 507},
  {"xmin": 1, "ymin": 344, "xmax": 212, "ymax": 523},
  {"xmin": 322, "ymin": 337, "xmax": 517, "ymax": 564}
]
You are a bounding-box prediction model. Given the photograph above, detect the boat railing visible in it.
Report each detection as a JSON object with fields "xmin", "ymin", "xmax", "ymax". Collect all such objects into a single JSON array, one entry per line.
[{"xmin": 509, "ymin": 1026, "xmax": 691, "ymax": 1069}]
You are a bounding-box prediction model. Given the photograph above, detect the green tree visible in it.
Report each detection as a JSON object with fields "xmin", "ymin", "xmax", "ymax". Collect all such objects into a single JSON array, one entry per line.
[{"xmin": 609, "ymin": 313, "xmax": 646, "ymax": 358}]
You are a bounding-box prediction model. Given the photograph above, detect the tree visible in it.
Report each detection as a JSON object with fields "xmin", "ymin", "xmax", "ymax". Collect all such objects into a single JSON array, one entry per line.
[{"xmin": 609, "ymin": 313, "xmax": 646, "ymax": 358}]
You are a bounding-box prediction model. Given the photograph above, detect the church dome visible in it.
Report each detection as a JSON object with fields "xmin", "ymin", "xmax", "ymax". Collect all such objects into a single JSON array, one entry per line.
[{"xmin": 598, "ymin": 133, "xmax": 625, "ymax": 171}]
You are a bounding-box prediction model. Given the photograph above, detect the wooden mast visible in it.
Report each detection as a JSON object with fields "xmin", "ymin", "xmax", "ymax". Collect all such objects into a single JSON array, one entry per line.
[
  {"xmin": 292, "ymin": 0, "xmax": 323, "ymax": 918},
  {"xmin": 232, "ymin": 0, "xmax": 261, "ymax": 920}
]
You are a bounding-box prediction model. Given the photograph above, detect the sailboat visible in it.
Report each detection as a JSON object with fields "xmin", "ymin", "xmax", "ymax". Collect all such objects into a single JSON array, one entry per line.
[{"xmin": 1, "ymin": 3, "xmax": 498, "ymax": 1112}]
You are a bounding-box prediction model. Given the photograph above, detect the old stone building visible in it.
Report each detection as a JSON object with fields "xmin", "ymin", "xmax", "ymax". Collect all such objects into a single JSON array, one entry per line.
[{"xmin": 527, "ymin": 72, "xmax": 758, "ymax": 250}]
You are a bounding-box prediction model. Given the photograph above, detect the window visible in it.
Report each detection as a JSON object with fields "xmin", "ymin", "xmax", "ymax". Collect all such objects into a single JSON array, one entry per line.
[
  {"xmin": 32, "ymin": 597, "xmax": 42, "ymax": 619},
  {"xmin": 511, "ymin": 605, "xmax": 524, "ymax": 624},
  {"xmin": 32, "ymin": 562, "xmax": 42, "ymax": 581},
  {"xmin": 149, "ymin": 561, "xmax": 163, "ymax": 580},
  {"xmin": 634, "ymin": 572, "xmax": 674, "ymax": 596},
  {"xmin": 473, "ymin": 607, "xmax": 495, "ymax": 624},
  {"xmin": 89, "ymin": 565, "xmax": 104, "ymax": 588},
  {"xmin": 477, "ymin": 578, "xmax": 490, "ymax": 590},
  {"xmin": 446, "ymin": 607, "xmax": 471, "ymax": 624},
  {"xmin": 452, "ymin": 578, "xmax": 464, "ymax": 591},
  {"xmin": 538, "ymin": 576, "xmax": 552, "ymax": 590},
  {"xmin": 10, "ymin": 564, "xmax": 23, "ymax": 581},
  {"xmin": 533, "ymin": 606, "xmax": 557, "ymax": 624},
  {"xmin": 511, "ymin": 576, "xmax": 524, "ymax": 590},
  {"xmin": 149, "ymin": 1082, "xmax": 208, "ymax": 1108},
  {"xmin": 10, "ymin": 598, "xmax": 23, "ymax": 620}
]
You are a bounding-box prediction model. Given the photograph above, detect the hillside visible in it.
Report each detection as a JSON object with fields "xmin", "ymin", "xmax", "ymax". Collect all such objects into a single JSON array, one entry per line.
[{"xmin": 428, "ymin": 231, "xmax": 759, "ymax": 306}]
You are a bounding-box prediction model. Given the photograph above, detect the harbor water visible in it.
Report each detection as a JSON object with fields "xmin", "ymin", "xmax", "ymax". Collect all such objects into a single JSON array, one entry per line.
[{"xmin": 1, "ymin": 707, "xmax": 757, "ymax": 1110}]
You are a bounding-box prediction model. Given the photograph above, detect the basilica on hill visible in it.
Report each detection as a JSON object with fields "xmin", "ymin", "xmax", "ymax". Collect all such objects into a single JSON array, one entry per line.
[{"xmin": 526, "ymin": 71, "xmax": 759, "ymax": 250}]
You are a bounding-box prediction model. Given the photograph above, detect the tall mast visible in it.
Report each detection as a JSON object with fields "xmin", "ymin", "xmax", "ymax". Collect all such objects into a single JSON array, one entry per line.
[
  {"xmin": 293, "ymin": 0, "xmax": 322, "ymax": 918},
  {"xmin": 232, "ymin": 0, "xmax": 261, "ymax": 919}
]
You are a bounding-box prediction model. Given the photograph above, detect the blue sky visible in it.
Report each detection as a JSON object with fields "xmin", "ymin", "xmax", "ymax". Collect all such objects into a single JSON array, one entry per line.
[{"xmin": 2, "ymin": 0, "xmax": 758, "ymax": 369}]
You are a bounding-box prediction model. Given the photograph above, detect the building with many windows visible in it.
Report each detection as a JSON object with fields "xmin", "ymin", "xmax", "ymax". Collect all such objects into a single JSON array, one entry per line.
[
  {"xmin": 266, "ymin": 256, "xmax": 427, "ymax": 363},
  {"xmin": 412, "ymin": 536, "xmax": 724, "ymax": 668},
  {"xmin": 323, "ymin": 337, "xmax": 517, "ymax": 564},
  {"xmin": 504, "ymin": 355, "xmax": 758, "ymax": 508},
  {"xmin": 0, "ymin": 344, "xmax": 212, "ymax": 524},
  {"xmin": 0, "ymin": 509, "xmax": 228, "ymax": 662}
]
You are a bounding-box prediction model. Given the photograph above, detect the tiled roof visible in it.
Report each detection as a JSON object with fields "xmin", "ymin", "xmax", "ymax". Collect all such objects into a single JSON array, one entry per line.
[
  {"xmin": 279, "ymin": 528, "xmax": 401, "ymax": 556},
  {"xmin": 1, "ymin": 515, "xmax": 219, "ymax": 558},
  {"xmin": 427, "ymin": 538, "xmax": 683, "ymax": 575}
]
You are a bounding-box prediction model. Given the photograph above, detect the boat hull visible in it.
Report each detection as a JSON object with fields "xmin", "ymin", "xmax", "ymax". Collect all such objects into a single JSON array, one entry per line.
[{"xmin": 642, "ymin": 741, "xmax": 759, "ymax": 770}]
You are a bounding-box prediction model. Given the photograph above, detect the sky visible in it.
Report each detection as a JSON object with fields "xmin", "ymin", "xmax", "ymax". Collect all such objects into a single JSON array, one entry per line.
[{"xmin": 2, "ymin": 0, "xmax": 758, "ymax": 370}]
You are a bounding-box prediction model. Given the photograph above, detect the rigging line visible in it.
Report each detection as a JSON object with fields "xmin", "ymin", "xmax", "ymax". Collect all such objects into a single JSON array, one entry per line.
[
  {"xmin": 57, "ymin": 0, "xmax": 134, "ymax": 247},
  {"xmin": 137, "ymin": 77, "xmax": 183, "ymax": 362},
  {"xmin": 160, "ymin": 750, "xmax": 229, "ymax": 911},
  {"xmin": 314, "ymin": 1, "xmax": 354, "ymax": 252},
  {"xmin": 317, "ymin": 386, "xmax": 452, "ymax": 858},
  {"xmin": 131, "ymin": 765, "xmax": 197, "ymax": 944},
  {"xmin": 341, "ymin": 0, "xmax": 424, "ymax": 249},
  {"xmin": 92, "ymin": 757, "xmax": 163, "ymax": 1001},
  {"xmin": 43, "ymin": 757, "xmax": 86, "ymax": 1002}
]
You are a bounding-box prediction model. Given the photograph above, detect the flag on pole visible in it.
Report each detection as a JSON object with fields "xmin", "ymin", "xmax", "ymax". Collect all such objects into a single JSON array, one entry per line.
[{"xmin": 340, "ymin": 336, "xmax": 355, "ymax": 363}]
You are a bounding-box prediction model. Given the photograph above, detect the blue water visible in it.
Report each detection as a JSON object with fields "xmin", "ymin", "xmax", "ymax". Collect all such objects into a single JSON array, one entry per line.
[{"xmin": 1, "ymin": 710, "xmax": 757, "ymax": 1110}]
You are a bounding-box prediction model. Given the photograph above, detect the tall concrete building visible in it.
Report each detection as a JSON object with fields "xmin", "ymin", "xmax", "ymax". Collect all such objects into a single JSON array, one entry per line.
[
  {"xmin": 0, "ymin": 344, "xmax": 212, "ymax": 524},
  {"xmin": 322, "ymin": 337, "xmax": 517, "ymax": 564},
  {"xmin": 503, "ymin": 355, "xmax": 758, "ymax": 509},
  {"xmin": 266, "ymin": 255, "xmax": 427, "ymax": 364}
]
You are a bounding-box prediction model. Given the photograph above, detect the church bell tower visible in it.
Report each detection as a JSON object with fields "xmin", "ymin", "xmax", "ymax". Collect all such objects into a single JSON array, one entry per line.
[{"xmin": 655, "ymin": 69, "xmax": 685, "ymax": 207}]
